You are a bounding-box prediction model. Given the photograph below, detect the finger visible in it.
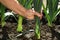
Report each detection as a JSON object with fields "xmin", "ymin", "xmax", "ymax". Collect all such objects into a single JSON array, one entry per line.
[
  {"xmin": 29, "ymin": 9, "xmax": 33, "ymax": 12},
  {"xmin": 34, "ymin": 12, "xmax": 41, "ymax": 17},
  {"xmin": 34, "ymin": 12, "xmax": 43, "ymax": 19},
  {"xmin": 26, "ymin": 16, "xmax": 34, "ymax": 20}
]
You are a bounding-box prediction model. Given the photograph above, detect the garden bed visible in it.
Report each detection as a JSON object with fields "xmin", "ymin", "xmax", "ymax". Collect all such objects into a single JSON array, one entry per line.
[{"xmin": 0, "ymin": 15, "xmax": 60, "ymax": 40}]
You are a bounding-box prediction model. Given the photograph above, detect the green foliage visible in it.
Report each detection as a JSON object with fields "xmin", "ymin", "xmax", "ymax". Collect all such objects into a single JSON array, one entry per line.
[
  {"xmin": 0, "ymin": 3, "xmax": 6, "ymax": 27},
  {"xmin": 33, "ymin": 0, "xmax": 42, "ymax": 39},
  {"xmin": 17, "ymin": 0, "xmax": 33, "ymax": 32},
  {"xmin": 43, "ymin": 0, "xmax": 60, "ymax": 26}
]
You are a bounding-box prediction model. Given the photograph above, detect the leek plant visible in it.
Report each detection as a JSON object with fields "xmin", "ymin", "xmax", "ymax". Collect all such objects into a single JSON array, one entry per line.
[
  {"xmin": 33, "ymin": 0, "xmax": 42, "ymax": 39},
  {"xmin": 43, "ymin": 0, "xmax": 60, "ymax": 39},
  {"xmin": 43, "ymin": 0, "xmax": 60, "ymax": 27},
  {"xmin": 0, "ymin": 4, "xmax": 10, "ymax": 40},
  {"xmin": 0, "ymin": 3, "xmax": 6, "ymax": 27},
  {"xmin": 17, "ymin": 0, "xmax": 33, "ymax": 32}
]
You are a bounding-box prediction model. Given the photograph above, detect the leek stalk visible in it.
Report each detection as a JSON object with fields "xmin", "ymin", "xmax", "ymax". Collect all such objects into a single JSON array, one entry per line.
[
  {"xmin": 17, "ymin": 0, "xmax": 33, "ymax": 32},
  {"xmin": 33, "ymin": 0, "xmax": 42, "ymax": 39}
]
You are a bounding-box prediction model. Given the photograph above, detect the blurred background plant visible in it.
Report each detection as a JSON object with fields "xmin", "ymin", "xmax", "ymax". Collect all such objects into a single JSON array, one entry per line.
[
  {"xmin": 43, "ymin": 0, "xmax": 60, "ymax": 27},
  {"xmin": 0, "ymin": 3, "xmax": 6, "ymax": 27}
]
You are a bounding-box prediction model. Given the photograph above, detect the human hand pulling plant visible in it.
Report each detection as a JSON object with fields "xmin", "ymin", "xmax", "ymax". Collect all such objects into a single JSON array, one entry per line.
[{"xmin": 0, "ymin": 0, "xmax": 43, "ymax": 20}]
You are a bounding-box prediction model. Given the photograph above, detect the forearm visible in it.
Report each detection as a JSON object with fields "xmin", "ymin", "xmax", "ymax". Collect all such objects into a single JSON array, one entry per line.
[{"xmin": 0, "ymin": 0, "xmax": 27, "ymax": 16}]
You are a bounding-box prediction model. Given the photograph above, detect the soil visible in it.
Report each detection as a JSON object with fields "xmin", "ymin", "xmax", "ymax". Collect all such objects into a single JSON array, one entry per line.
[{"xmin": 0, "ymin": 14, "xmax": 60, "ymax": 40}]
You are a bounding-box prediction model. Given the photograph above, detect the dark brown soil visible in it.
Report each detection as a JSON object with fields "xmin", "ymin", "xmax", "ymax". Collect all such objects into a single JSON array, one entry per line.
[
  {"xmin": 0, "ymin": 22, "xmax": 60, "ymax": 40},
  {"xmin": 0, "ymin": 14, "xmax": 60, "ymax": 40}
]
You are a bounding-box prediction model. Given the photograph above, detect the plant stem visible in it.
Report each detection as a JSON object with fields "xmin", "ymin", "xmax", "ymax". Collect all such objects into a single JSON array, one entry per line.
[
  {"xmin": 35, "ymin": 17, "xmax": 41, "ymax": 39},
  {"xmin": 17, "ymin": 16, "xmax": 23, "ymax": 32},
  {"xmin": 0, "ymin": 3, "xmax": 6, "ymax": 27},
  {"xmin": 17, "ymin": 0, "xmax": 33, "ymax": 32},
  {"xmin": 33, "ymin": 0, "xmax": 42, "ymax": 39}
]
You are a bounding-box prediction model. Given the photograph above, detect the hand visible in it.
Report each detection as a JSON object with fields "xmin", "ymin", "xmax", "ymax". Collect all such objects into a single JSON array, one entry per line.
[
  {"xmin": 0, "ymin": 0, "xmax": 43, "ymax": 20},
  {"xmin": 23, "ymin": 9, "xmax": 43, "ymax": 20}
]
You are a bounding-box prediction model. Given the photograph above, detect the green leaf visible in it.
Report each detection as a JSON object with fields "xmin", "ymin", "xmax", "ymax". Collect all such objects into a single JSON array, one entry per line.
[
  {"xmin": 42, "ymin": 3, "xmax": 51, "ymax": 26},
  {"xmin": 44, "ymin": 0, "xmax": 59, "ymax": 26},
  {"xmin": 52, "ymin": 8, "xmax": 60, "ymax": 21},
  {"xmin": 0, "ymin": 3, "xmax": 6, "ymax": 27},
  {"xmin": 33, "ymin": 0, "xmax": 42, "ymax": 12},
  {"xmin": 25, "ymin": 0, "xmax": 33, "ymax": 9}
]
